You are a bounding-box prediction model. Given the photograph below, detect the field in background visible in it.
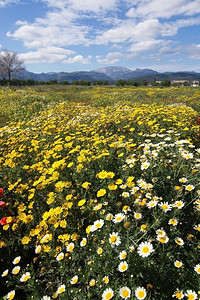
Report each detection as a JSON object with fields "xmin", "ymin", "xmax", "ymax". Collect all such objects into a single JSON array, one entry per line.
[{"xmin": 0, "ymin": 86, "xmax": 199, "ymax": 300}]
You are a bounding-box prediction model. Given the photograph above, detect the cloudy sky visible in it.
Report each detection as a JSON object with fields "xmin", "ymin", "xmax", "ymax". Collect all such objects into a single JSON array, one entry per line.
[{"xmin": 1, "ymin": 0, "xmax": 200, "ymax": 73}]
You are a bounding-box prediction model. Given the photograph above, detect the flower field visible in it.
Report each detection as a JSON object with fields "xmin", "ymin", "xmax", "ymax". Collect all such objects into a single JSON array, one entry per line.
[{"xmin": 0, "ymin": 86, "xmax": 200, "ymax": 300}]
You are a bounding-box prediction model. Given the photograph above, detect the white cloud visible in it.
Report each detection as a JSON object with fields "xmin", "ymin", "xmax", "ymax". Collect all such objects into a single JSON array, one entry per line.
[
  {"xmin": 130, "ymin": 39, "xmax": 164, "ymax": 52},
  {"xmin": 19, "ymin": 47, "xmax": 75, "ymax": 64},
  {"xmin": 96, "ymin": 52, "xmax": 137, "ymax": 64},
  {"xmin": 64, "ymin": 55, "xmax": 92, "ymax": 64},
  {"xmin": 0, "ymin": 0, "xmax": 20, "ymax": 7},
  {"xmin": 159, "ymin": 45, "xmax": 182, "ymax": 55},
  {"xmin": 186, "ymin": 44, "xmax": 200, "ymax": 59},
  {"xmin": 125, "ymin": 0, "xmax": 200, "ymax": 19},
  {"xmin": 95, "ymin": 19, "xmax": 162, "ymax": 46},
  {"xmin": 42, "ymin": 0, "xmax": 118, "ymax": 12}
]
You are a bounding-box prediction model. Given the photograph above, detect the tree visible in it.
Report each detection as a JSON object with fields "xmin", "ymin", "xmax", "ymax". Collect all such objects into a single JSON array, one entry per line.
[
  {"xmin": 0, "ymin": 50, "xmax": 25, "ymax": 84},
  {"xmin": 161, "ymin": 78, "xmax": 171, "ymax": 87},
  {"xmin": 142, "ymin": 79, "xmax": 148, "ymax": 86}
]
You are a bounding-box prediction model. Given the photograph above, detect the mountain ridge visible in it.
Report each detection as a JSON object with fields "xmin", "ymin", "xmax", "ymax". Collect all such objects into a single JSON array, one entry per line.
[{"xmin": 17, "ymin": 66, "xmax": 200, "ymax": 83}]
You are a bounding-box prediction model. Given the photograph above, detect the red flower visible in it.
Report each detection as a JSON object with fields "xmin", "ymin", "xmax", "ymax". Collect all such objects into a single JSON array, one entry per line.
[
  {"xmin": 0, "ymin": 188, "xmax": 3, "ymax": 197},
  {"xmin": 0, "ymin": 201, "xmax": 6, "ymax": 208},
  {"xmin": 0, "ymin": 217, "xmax": 7, "ymax": 225}
]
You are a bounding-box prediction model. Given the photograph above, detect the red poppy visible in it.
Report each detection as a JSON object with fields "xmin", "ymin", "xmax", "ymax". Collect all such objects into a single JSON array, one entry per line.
[
  {"xmin": 0, "ymin": 201, "xmax": 6, "ymax": 208},
  {"xmin": 0, "ymin": 217, "xmax": 7, "ymax": 225},
  {"xmin": 0, "ymin": 188, "xmax": 3, "ymax": 197}
]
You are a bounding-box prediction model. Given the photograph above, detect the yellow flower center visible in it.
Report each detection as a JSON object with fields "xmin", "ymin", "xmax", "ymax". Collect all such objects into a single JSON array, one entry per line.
[
  {"xmin": 161, "ymin": 204, "xmax": 168, "ymax": 210},
  {"xmin": 142, "ymin": 246, "xmax": 149, "ymax": 253},
  {"xmin": 121, "ymin": 264, "xmax": 127, "ymax": 271},
  {"xmin": 110, "ymin": 236, "xmax": 117, "ymax": 243},
  {"xmin": 105, "ymin": 292, "xmax": 112, "ymax": 300},
  {"xmin": 138, "ymin": 291, "xmax": 145, "ymax": 298},
  {"xmin": 23, "ymin": 275, "xmax": 29, "ymax": 281},
  {"xmin": 160, "ymin": 237, "xmax": 167, "ymax": 243},
  {"xmin": 59, "ymin": 287, "xmax": 65, "ymax": 293},
  {"xmin": 122, "ymin": 290, "xmax": 129, "ymax": 297},
  {"xmin": 175, "ymin": 291, "xmax": 183, "ymax": 299}
]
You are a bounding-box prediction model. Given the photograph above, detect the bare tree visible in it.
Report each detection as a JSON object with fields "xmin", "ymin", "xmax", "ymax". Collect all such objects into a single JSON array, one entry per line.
[{"xmin": 0, "ymin": 50, "xmax": 25, "ymax": 84}]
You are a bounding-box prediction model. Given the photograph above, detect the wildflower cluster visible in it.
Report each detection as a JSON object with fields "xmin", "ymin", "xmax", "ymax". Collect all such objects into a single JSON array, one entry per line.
[{"xmin": 0, "ymin": 87, "xmax": 199, "ymax": 299}]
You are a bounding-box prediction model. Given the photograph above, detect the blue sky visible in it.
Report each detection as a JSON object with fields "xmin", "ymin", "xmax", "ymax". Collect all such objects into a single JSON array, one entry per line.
[{"xmin": 1, "ymin": 0, "xmax": 200, "ymax": 73}]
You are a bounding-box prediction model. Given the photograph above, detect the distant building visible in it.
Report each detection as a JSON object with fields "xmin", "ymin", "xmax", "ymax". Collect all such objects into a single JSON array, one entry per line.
[
  {"xmin": 171, "ymin": 80, "xmax": 186, "ymax": 86},
  {"xmin": 192, "ymin": 80, "xmax": 199, "ymax": 87}
]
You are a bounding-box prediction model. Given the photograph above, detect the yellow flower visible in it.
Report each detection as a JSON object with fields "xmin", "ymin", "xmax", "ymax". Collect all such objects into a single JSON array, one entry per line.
[
  {"xmin": 21, "ymin": 236, "xmax": 31, "ymax": 245},
  {"xmin": 0, "ymin": 241, "xmax": 6, "ymax": 248},
  {"xmin": 97, "ymin": 189, "xmax": 106, "ymax": 197},
  {"xmin": 60, "ymin": 220, "xmax": 67, "ymax": 228},
  {"xmin": 103, "ymin": 276, "xmax": 109, "ymax": 284},
  {"xmin": 108, "ymin": 183, "xmax": 117, "ymax": 190},
  {"xmin": 82, "ymin": 182, "xmax": 91, "ymax": 189},
  {"xmin": 78, "ymin": 199, "xmax": 86, "ymax": 206},
  {"xmin": 97, "ymin": 170, "xmax": 108, "ymax": 179}
]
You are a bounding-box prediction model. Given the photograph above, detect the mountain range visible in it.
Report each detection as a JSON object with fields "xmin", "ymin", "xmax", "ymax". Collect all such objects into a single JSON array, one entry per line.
[{"xmin": 18, "ymin": 66, "xmax": 200, "ymax": 83}]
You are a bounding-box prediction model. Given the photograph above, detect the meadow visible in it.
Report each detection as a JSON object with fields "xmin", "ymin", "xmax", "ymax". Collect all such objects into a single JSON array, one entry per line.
[{"xmin": 0, "ymin": 86, "xmax": 199, "ymax": 300}]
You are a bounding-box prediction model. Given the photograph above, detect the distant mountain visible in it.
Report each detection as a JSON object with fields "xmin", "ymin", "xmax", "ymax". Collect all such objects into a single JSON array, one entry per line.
[
  {"xmin": 17, "ymin": 66, "xmax": 200, "ymax": 83},
  {"xmin": 18, "ymin": 70, "xmax": 113, "ymax": 83},
  {"xmin": 94, "ymin": 66, "xmax": 159, "ymax": 80}
]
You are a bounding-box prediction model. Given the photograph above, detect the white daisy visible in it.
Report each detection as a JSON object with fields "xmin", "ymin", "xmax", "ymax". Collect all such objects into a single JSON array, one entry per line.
[
  {"xmin": 109, "ymin": 232, "xmax": 121, "ymax": 247},
  {"xmin": 41, "ymin": 296, "xmax": 51, "ymax": 300},
  {"xmin": 12, "ymin": 266, "xmax": 20, "ymax": 275},
  {"xmin": 57, "ymin": 284, "xmax": 66, "ymax": 294},
  {"xmin": 80, "ymin": 238, "xmax": 87, "ymax": 247},
  {"xmin": 156, "ymin": 229, "xmax": 166, "ymax": 237},
  {"xmin": 6, "ymin": 290, "xmax": 15, "ymax": 300},
  {"xmin": 122, "ymin": 192, "xmax": 130, "ymax": 198},
  {"xmin": 179, "ymin": 177, "xmax": 188, "ymax": 183},
  {"xmin": 135, "ymin": 286, "xmax": 147, "ymax": 299},
  {"xmin": 147, "ymin": 200, "xmax": 158, "ymax": 209},
  {"xmin": 175, "ymin": 237, "xmax": 184, "ymax": 246},
  {"xmin": 102, "ymin": 288, "xmax": 114, "ymax": 300},
  {"xmin": 168, "ymin": 219, "xmax": 178, "ymax": 226},
  {"xmin": 185, "ymin": 185, "xmax": 195, "ymax": 191},
  {"xmin": 20, "ymin": 272, "xmax": 31, "ymax": 282},
  {"xmin": 66, "ymin": 242, "xmax": 74, "ymax": 252},
  {"xmin": 174, "ymin": 260, "xmax": 183, "ymax": 268},
  {"xmin": 90, "ymin": 219, "xmax": 104, "ymax": 232},
  {"xmin": 159, "ymin": 202, "xmax": 172, "ymax": 212},
  {"xmin": 118, "ymin": 261, "xmax": 128, "ymax": 272},
  {"xmin": 35, "ymin": 245, "xmax": 42, "ymax": 254},
  {"xmin": 172, "ymin": 290, "xmax": 184, "ymax": 299},
  {"xmin": 119, "ymin": 250, "xmax": 127, "ymax": 260},
  {"xmin": 1, "ymin": 269, "xmax": 8, "ymax": 277},
  {"xmin": 185, "ymin": 290, "xmax": 197, "ymax": 300},
  {"xmin": 12, "ymin": 256, "xmax": 21, "ymax": 265},
  {"xmin": 141, "ymin": 161, "xmax": 150, "ymax": 170},
  {"xmin": 174, "ymin": 201, "xmax": 185, "ymax": 209},
  {"xmin": 113, "ymin": 213, "xmax": 125, "ymax": 223},
  {"xmin": 194, "ymin": 263, "xmax": 200, "ymax": 274},
  {"xmin": 137, "ymin": 241, "xmax": 154, "ymax": 258},
  {"xmin": 157, "ymin": 235, "xmax": 169, "ymax": 244},
  {"xmin": 70, "ymin": 275, "xmax": 78, "ymax": 284},
  {"xmin": 134, "ymin": 212, "xmax": 142, "ymax": 220},
  {"xmin": 56, "ymin": 252, "xmax": 64, "ymax": 261},
  {"xmin": 119, "ymin": 286, "xmax": 131, "ymax": 299}
]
